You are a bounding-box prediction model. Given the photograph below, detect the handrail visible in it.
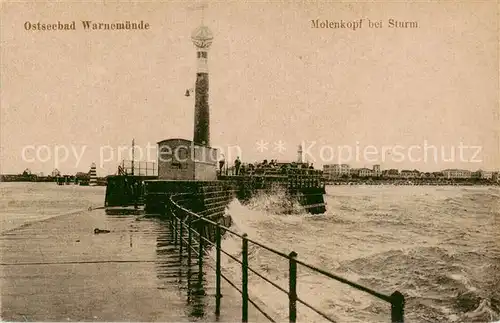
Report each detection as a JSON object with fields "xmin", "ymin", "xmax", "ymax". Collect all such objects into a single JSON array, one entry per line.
[{"xmin": 167, "ymin": 192, "xmax": 405, "ymax": 323}]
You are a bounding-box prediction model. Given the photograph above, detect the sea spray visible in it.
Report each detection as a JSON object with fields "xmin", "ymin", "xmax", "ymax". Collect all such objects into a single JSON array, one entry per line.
[{"xmin": 243, "ymin": 186, "xmax": 306, "ymax": 215}]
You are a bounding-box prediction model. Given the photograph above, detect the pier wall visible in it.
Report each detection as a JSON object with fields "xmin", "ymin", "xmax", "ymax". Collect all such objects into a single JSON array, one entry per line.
[
  {"xmin": 143, "ymin": 176, "xmax": 326, "ymax": 246},
  {"xmin": 105, "ymin": 175, "xmax": 156, "ymax": 207},
  {"xmin": 144, "ymin": 176, "xmax": 327, "ymax": 228},
  {"xmin": 145, "ymin": 180, "xmax": 237, "ymax": 242}
]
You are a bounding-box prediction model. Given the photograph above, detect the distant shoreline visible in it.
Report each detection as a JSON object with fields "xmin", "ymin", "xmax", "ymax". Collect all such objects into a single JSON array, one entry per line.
[
  {"xmin": 0, "ymin": 175, "xmax": 106, "ymax": 185},
  {"xmin": 326, "ymin": 183, "xmax": 499, "ymax": 187},
  {"xmin": 326, "ymin": 179, "xmax": 499, "ymax": 186}
]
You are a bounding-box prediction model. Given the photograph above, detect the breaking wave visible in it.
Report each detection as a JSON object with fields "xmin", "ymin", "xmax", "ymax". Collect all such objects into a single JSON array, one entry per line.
[{"xmin": 242, "ymin": 187, "xmax": 306, "ymax": 215}]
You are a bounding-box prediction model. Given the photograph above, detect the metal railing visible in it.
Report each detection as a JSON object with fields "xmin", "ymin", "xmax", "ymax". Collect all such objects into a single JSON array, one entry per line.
[
  {"xmin": 119, "ymin": 160, "xmax": 157, "ymax": 176},
  {"xmin": 168, "ymin": 193, "xmax": 405, "ymax": 322}
]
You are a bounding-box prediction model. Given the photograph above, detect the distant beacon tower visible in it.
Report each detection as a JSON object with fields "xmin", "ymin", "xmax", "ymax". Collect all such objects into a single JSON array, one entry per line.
[
  {"xmin": 191, "ymin": 24, "xmax": 213, "ymax": 147},
  {"xmin": 297, "ymin": 144, "xmax": 303, "ymax": 163},
  {"xmin": 89, "ymin": 162, "xmax": 97, "ymax": 186}
]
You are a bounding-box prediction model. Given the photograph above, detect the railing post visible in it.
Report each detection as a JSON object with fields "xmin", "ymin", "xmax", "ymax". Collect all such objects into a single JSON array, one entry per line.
[
  {"xmin": 179, "ymin": 215, "xmax": 184, "ymax": 260},
  {"xmin": 198, "ymin": 225, "xmax": 203, "ymax": 275},
  {"xmin": 187, "ymin": 217, "xmax": 192, "ymax": 266},
  {"xmin": 215, "ymin": 223, "xmax": 222, "ymax": 316},
  {"xmin": 242, "ymin": 233, "xmax": 249, "ymax": 322},
  {"xmin": 289, "ymin": 251, "xmax": 298, "ymax": 323},
  {"xmin": 390, "ymin": 291, "xmax": 405, "ymax": 323},
  {"xmin": 173, "ymin": 217, "xmax": 178, "ymax": 246}
]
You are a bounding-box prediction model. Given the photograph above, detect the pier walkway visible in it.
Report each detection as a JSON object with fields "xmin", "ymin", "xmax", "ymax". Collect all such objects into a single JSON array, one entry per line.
[{"xmin": 0, "ymin": 208, "xmax": 260, "ymax": 322}]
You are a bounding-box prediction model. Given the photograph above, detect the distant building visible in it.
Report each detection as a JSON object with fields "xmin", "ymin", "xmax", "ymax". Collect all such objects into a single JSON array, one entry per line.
[
  {"xmin": 480, "ymin": 170, "xmax": 493, "ymax": 179},
  {"xmin": 322, "ymin": 165, "xmax": 333, "ymax": 179},
  {"xmin": 323, "ymin": 164, "xmax": 350, "ymax": 179},
  {"xmin": 373, "ymin": 165, "xmax": 381, "ymax": 177},
  {"xmin": 442, "ymin": 169, "xmax": 471, "ymax": 179},
  {"xmin": 51, "ymin": 169, "xmax": 61, "ymax": 177},
  {"xmin": 400, "ymin": 170, "xmax": 420, "ymax": 178},
  {"xmin": 472, "ymin": 170, "xmax": 493, "ymax": 179},
  {"xmin": 382, "ymin": 169, "xmax": 399, "ymax": 178},
  {"xmin": 432, "ymin": 171, "xmax": 445, "ymax": 178},
  {"xmin": 358, "ymin": 168, "xmax": 373, "ymax": 177},
  {"xmin": 339, "ymin": 164, "xmax": 350, "ymax": 176},
  {"xmin": 75, "ymin": 172, "xmax": 90, "ymax": 179}
]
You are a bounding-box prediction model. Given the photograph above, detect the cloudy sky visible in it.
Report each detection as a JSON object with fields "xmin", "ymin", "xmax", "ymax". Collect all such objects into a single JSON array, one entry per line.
[{"xmin": 1, "ymin": 0, "xmax": 498, "ymax": 175}]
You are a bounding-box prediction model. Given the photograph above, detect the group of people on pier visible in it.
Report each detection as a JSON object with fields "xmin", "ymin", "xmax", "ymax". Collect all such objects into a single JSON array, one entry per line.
[{"xmin": 218, "ymin": 157, "xmax": 318, "ymax": 177}]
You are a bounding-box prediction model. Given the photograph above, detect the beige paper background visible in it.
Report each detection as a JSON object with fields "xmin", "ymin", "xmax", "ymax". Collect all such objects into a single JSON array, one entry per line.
[{"xmin": 1, "ymin": 1, "xmax": 499, "ymax": 175}]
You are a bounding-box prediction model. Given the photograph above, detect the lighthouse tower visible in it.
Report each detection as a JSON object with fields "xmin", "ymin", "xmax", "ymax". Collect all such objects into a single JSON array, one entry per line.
[
  {"xmin": 297, "ymin": 145, "xmax": 303, "ymax": 163},
  {"xmin": 156, "ymin": 20, "xmax": 218, "ymax": 181},
  {"xmin": 89, "ymin": 162, "xmax": 97, "ymax": 186},
  {"xmin": 191, "ymin": 24, "xmax": 213, "ymax": 147}
]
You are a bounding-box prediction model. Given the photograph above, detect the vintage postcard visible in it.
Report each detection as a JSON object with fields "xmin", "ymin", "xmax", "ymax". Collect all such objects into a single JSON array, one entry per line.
[{"xmin": 1, "ymin": 1, "xmax": 499, "ymax": 322}]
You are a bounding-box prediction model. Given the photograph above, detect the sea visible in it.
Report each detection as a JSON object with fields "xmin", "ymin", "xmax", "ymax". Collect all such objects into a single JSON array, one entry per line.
[{"xmin": 1, "ymin": 182, "xmax": 499, "ymax": 322}]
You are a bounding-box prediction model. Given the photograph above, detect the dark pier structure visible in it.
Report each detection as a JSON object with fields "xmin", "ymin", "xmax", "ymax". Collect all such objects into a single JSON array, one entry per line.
[{"xmin": 105, "ymin": 22, "xmax": 326, "ymax": 218}]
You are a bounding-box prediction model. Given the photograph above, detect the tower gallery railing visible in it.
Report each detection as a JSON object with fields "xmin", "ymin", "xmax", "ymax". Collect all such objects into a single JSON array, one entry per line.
[{"xmin": 167, "ymin": 193, "xmax": 405, "ymax": 322}]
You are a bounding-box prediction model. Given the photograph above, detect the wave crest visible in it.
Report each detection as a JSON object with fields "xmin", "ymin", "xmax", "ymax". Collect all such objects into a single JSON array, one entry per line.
[{"xmin": 243, "ymin": 187, "xmax": 306, "ymax": 215}]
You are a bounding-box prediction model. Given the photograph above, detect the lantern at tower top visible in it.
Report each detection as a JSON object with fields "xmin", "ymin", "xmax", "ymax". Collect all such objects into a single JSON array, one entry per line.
[{"xmin": 191, "ymin": 25, "xmax": 213, "ymax": 50}]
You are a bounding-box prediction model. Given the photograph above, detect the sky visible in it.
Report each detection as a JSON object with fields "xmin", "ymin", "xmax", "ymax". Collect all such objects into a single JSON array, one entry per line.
[{"xmin": 1, "ymin": 0, "xmax": 499, "ymax": 176}]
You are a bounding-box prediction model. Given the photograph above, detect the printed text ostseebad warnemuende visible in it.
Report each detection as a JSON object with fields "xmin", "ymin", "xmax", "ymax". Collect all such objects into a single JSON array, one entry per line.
[{"xmin": 24, "ymin": 21, "xmax": 150, "ymax": 31}]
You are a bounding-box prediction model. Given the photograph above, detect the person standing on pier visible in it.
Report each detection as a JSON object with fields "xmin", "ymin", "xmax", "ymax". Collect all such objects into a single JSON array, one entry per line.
[
  {"xmin": 234, "ymin": 157, "xmax": 241, "ymax": 175},
  {"xmin": 133, "ymin": 181, "xmax": 139, "ymax": 209},
  {"xmin": 219, "ymin": 158, "xmax": 225, "ymax": 175}
]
